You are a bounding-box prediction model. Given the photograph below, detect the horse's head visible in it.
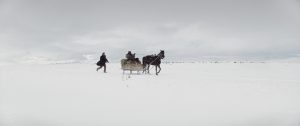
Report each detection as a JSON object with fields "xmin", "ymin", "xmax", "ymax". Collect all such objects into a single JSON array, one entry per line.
[{"xmin": 159, "ymin": 50, "xmax": 165, "ymax": 59}]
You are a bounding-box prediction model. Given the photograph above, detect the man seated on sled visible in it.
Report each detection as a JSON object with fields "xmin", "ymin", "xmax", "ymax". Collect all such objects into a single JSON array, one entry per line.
[
  {"xmin": 125, "ymin": 51, "xmax": 141, "ymax": 64},
  {"xmin": 126, "ymin": 51, "xmax": 135, "ymax": 61}
]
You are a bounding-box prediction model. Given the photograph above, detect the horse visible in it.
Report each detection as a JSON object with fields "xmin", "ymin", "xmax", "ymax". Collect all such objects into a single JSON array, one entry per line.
[{"xmin": 142, "ymin": 50, "xmax": 165, "ymax": 75}]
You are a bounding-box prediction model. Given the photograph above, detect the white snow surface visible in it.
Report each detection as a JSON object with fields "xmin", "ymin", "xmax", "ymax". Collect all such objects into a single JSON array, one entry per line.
[{"xmin": 1, "ymin": 63, "xmax": 300, "ymax": 126}]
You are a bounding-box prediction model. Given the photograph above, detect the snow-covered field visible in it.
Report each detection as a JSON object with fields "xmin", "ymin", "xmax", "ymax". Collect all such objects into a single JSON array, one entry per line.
[{"xmin": 1, "ymin": 62, "xmax": 300, "ymax": 126}]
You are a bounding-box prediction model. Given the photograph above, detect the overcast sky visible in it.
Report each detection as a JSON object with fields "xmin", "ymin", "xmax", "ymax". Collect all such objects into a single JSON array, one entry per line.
[{"xmin": 1, "ymin": 0, "xmax": 300, "ymax": 62}]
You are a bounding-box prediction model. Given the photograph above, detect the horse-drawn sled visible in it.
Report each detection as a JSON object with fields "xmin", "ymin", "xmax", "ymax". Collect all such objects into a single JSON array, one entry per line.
[{"xmin": 120, "ymin": 50, "xmax": 165, "ymax": 75}]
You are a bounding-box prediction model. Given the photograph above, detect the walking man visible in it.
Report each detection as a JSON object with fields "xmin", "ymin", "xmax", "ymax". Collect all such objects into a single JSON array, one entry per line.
[{"xmin": 96, "ymin": 52, "xmax": 109, "ymax": 73}]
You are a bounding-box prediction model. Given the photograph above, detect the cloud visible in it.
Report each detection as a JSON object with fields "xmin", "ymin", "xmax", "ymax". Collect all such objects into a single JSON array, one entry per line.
[{"xmin": 1, "ymin": 0, "xmax": 300, "ymax": 62}]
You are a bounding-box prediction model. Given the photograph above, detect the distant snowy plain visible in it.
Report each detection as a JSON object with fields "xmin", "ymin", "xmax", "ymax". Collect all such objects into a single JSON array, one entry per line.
[{"xmin": 1, "ymin": 62, "xmax": 300, "ymax": 126}]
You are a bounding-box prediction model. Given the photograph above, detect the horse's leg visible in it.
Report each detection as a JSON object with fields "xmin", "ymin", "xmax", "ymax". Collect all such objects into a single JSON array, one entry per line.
[
  {"xmin": 146, "ymin": 64, "xmax": 150, "ymax": 74},
  {"xmin": 157, "ymin": 64, "xmax": 161, "ymax": 74},
  {"xmin": 143, "ymin": 64, "xmax": 146, "ymax": 73},
  {"xmin": 155, "ymin": 65, "xmax": 158, "ymax": 75}
]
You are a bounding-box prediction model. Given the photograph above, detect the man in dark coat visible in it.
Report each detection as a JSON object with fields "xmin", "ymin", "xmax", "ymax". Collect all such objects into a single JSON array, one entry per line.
[
  {"xmin": 96, "ymin": 52, "xmax": 109, "ymax": 73},
  {"xmin": 126, "ymin": 51, "xmax": 135, "ymax": 61}
]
